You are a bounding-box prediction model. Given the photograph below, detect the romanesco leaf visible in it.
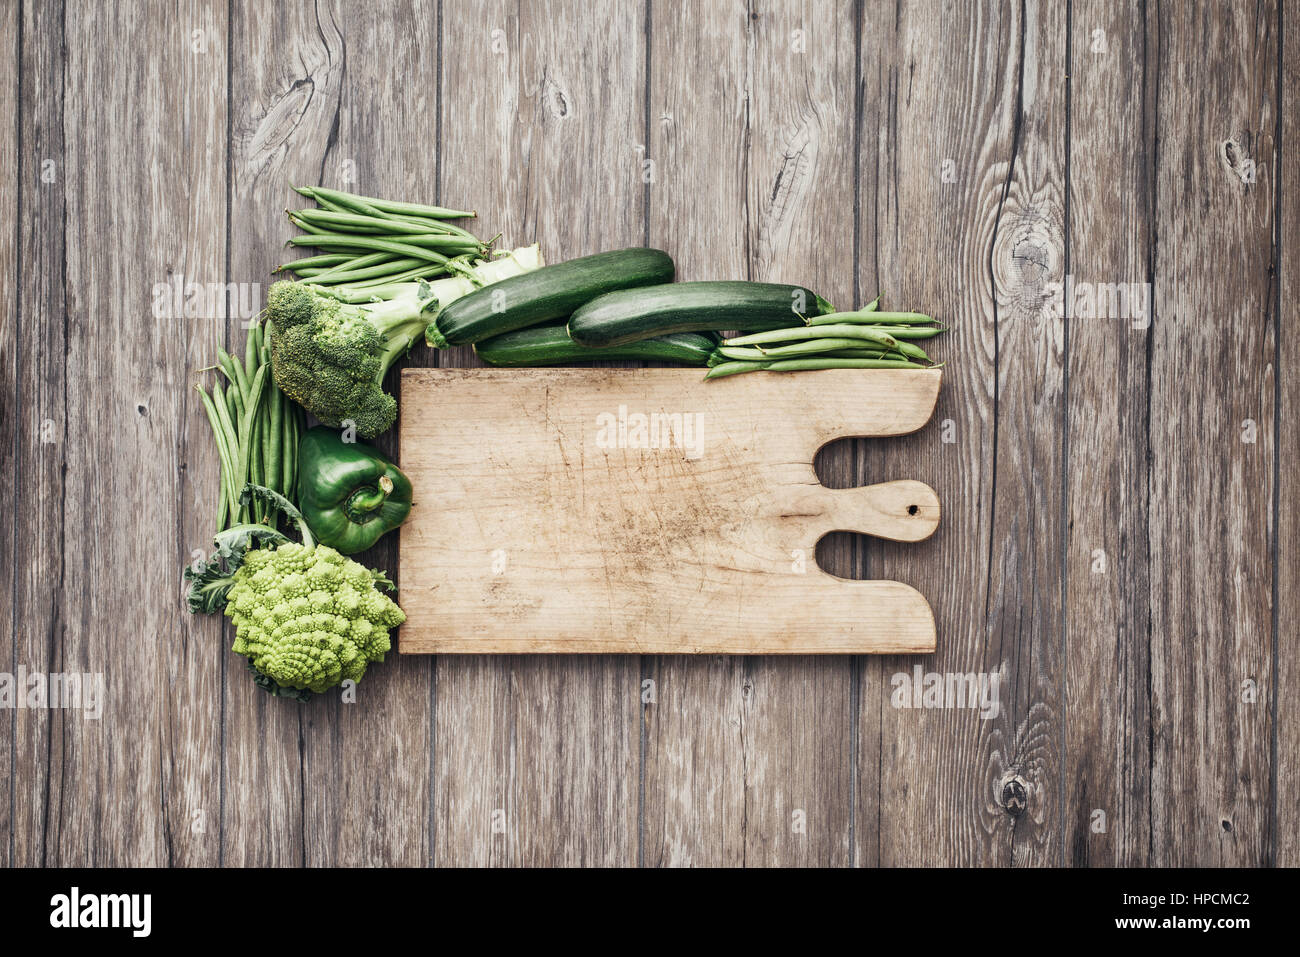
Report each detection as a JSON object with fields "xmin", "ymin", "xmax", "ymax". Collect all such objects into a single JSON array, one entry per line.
[
  {"xmin": 239, "ymin": 483, "xmax": 314, "ymax": 546},
  {"xmin": 184, "ymin": 523, "xmax": 289, "ymax": 615}
]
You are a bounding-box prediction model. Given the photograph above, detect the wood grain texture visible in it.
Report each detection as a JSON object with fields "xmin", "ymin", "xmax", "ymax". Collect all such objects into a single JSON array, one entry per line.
[
  {"xmin": 1278, "ymin": 0, "xmax": 1297, "ymax": 869},
  {"xmin": 857, "ymin": 0, "xmax": 1066, "ymax": 867},
  {"xmin": 224, "ymin": 0, "xmax": 438, "ymax": 868},
  {"xmin": 1274, "ymin": 0, "xmax": 1294, "ymax": 873},
  {"xmin": 21, "ymin": 0, "xmax": 230, "ymax": 865},
  {"xmin": 298, "ymin": 0, "xmax": 437, "ymax": 870},
  {"xmin": 399, "ymin": 368, "xmax": 940, "ymax": 653},
  {"xmin": 1061, "ymin": 0, "xmax": 1154, "ymax": 866},
  {"xmin": 224, "ymin": 0, "xmax": 342, "ymax": 866},
  {"xmin": 433, "ymin": 0, "xmax": 643, "ymax": 866},
  {"xmin": 1147, "ymin": 1, "xmax": 1277, "ymax": 866},
  {"xmin": 0, "ymin": 0, "xmax": 16, "ymax": 869},
  {"xmin": 10, "ymin": 0, "xmax": 67, "ymax": 868},
  {"xmin": 154, "ymin": 0, "xmax": 230, "ymax": 868},
  {"xmin": 1, "ymin": 0, "xmax": 1292, "ymax": 868},
  {"xmin": 643, "ymin": 0, "xmax": 861, "ymax": 867}
]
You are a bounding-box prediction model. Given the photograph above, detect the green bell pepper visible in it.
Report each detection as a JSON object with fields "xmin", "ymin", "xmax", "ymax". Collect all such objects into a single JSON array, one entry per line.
[{"xmin": 297, "ymin": 426, "xmax": 413, "ymax": 554}]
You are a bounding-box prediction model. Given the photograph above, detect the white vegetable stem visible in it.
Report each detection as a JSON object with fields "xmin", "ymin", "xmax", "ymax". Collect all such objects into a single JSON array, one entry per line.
[
  {"xmin": 314, "ymin": 244, "xmax": 545, "ymax": 306},
  {"xmin": 424, "ymin": 243, "xmax": 544, "ymax": 303}
]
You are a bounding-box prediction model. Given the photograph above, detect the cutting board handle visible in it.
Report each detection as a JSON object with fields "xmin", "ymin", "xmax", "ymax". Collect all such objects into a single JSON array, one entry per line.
[{"xmin": 784, "ymin": 479, "xmax": 940, "ymax": 543}]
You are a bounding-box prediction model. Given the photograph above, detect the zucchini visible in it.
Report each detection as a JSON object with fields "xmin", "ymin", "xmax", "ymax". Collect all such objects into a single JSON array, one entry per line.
[
  {"xmin": 475, "ymin": 324, "xmax": 715, "ymax": 367},
  {"xmin": 567, "ymin": 280, "xmax": 835, "ymax": 348},
  {"xmin": 427, "ymin": 247, "xmax": 674, "ymax": 347}
]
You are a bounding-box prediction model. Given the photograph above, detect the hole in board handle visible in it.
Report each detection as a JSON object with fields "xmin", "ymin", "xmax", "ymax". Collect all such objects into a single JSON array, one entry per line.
[{"xmin": 907, "ymin": 504, "xmax": 919, "ymax": 516}]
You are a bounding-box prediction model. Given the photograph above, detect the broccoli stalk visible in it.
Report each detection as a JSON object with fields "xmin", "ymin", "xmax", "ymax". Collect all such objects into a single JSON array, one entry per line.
[{"xmin": 266, "ymin": 244, "xmax": 542, "ymax": 437}]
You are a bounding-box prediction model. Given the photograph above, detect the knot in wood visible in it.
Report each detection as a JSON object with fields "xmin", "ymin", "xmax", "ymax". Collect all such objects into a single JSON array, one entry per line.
[
  {"xmin": 1000, "ymin": 774, "xmax": 1029, "ymax": 817},
  {"xmin": 991, "ymin": 200, "xmax": 1063, "ymax": 315}
]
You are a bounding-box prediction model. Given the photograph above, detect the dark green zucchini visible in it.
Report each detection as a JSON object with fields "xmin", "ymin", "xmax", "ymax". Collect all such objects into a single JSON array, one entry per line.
[
  {"xmin": 474, "ymin": 324, "xmax": 715, "ymax": 367},
  {"xmin": 427, "ymin": 247, "xmax": 674, "ymax": 347},
  {"xmin": 567, "ymin": 280, "xmax": 835, "ymax": 348}
]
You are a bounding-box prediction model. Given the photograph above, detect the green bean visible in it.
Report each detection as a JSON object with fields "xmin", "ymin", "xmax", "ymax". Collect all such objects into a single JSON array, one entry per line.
[
  {"xmin": 285, "ymin": 232, "xmax": 459, "ymax": 267},
  {"xmin": 806, "ymin": 310, "xmax": 935, "ymax": 326},
  {"xmin": 294, "ymin": 406, "xmax": 304, "ymax": 498},
  {"xmin": 714, "ymin": 346, "xmax": 771, "ymax": 361},
  {"xmin": 274, "ymin": 253, "xmax": 351, "ymax": 273},
  {"xmin": 258, "ymin": 405, "xmax": 273, "ymax": 519},
  {"xmin": 235, "ymin": 365, "xmax": 270, "ymax": 524},
  {"xmin": 891, "ymin": 340, "xmax": 930, "ymax": 361},
  {"xmin": 822, "ymin": 323, "xmax": 947, "ymax": 339},
  {"xmin": 724, "ymin": 324, "xmax": 900, "ymax": 350},
  {"xmin": 388, "ymin": 214, "xmax": 479, "ymax": 242},
  {"xmin": 716, "ymin": 340, "xmax": 925, "ymax": 363},
  {"xmin": 862, "ymin": 296, "xmax": 880, "ymax": 312},
  {"xmin": 306, "ymin": 256, "xmax": 425, "ymax": 285},
  {"xmin": 280, "ymin": 389, "xmax": 296, "ymax": 501},
  {"xmin": 243, "ymin": 321, "xmax": 260, "ymax": 373},
  {"xmin": 766, "ymin": 357, "xmax": 923, "ymax": 371},
  {"xmin": 210, "ymin": 382, "xmax": 243, "ymax": 520},
  {"xmin": 267, "ymin": 384, "xmax": 284, "ymax": 499},
  {"xmin": 292, "ymin": 207, "xmax": 467, "ymax": 238},
  {"xmin": 290, "ymin": 250, "xmax": 393, "ymax": 277},
  {"xmin": 346, "ymin": 263, "xmax": 449, "ymax": 288},
  {"xmin": 259, "ymin": 386, "xmax": 272, "ymax": 473},
  {"xmin": 215, "ymin": 476, "xmax": 229, "ymax": 531},
  {"xmin": 249, "ymin": 387, "xmax": 265, "ymax": 509},
  {"xmin": 358, "ymin": 254, "xmax": 480, "ymax": 283},
  {"xmin": 261, "ymin": 345, "xmax": 277, "ymax": 502},
  {"xmin": 705, "ymin": 356, "xmax": 923, "ymax": 379},
  {"xmin": 248, "ymin": 404, "xmax": 265, "ymax": 522},
  {"xmin": 304, "ymin": 260, "xmax": 405, "ymax": 286},
  {"xmin": 287, "ymin": 212, "xmax": 330, "ymax": 235},
  {"xmin": 398, "ymin": 236, "xmax": 484, "ymax": 255},
  {"xmin": 287, "ymin": 406, "xmax": 301, "ymax": 503},
  {"xmin": 295, "ymin": 186, "xmax": 394, "ymax": 221},
  {"xmin": 247, "ymin": 323, "xmax": 265, "ymax": 381},
  {"xmin": 196, "ymin": 385, "xmax": 238, "ymax": 529},
  {"xmin": 223, "ymin": 368, "xmax": 245, "ymax": 426},
  {"xmin": 289, "ymin": 208, "xmax": 390, "ymax": 234},
  {"xmin": 326, "ymin": 232, "xmax": 479, "ymax": 252},
  {"xmin": 308, "ymin": 186, "xmax": 474, "ymax": 220},
  {"xmin": 293, "ymin": 185, "xmax": 339, "ymax": 206},
  {"xmin": 754, "ymin": 337, "xmax": 889, "ymax": 358},
  {"xmin": 217, "ymin": 348, "xmax": 250, "ymax": 402},
  {"xmin": 210, "ymin": 380, "xmax": 239, "ymax": 451},
  {"xmin": 819, "ymin": 348, "xmax": 904, "ymax": 359},
  {"xmin": 704, "ymin": 360, "xmax": 773, "ymax": 379}
]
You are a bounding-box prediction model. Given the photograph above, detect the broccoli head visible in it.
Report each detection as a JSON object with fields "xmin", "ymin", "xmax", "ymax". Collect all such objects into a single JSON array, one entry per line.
[
  {"xmin": 226, "ymin": 541, "xmax": 405, "ymax": 694},
  {"xmin": 266, "ymin": 280, "xmax": 433, "ymax": 437}
]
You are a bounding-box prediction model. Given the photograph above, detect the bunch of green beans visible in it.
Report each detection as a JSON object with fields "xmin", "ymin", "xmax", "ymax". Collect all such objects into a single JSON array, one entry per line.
[
  {"xmin": 274, "ymin": 185, "xmax": 491, "ymax": 290},
  {"xmin": 195, "ymin": 320, "xmax": 303, "ymax": 530},
  {"xmin": 704, "ymin": 296, "xmax": 947, "ymax": 379}
]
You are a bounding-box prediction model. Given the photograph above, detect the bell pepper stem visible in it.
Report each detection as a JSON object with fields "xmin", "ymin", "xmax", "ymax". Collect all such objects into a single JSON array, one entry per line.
[{"xmin": 345, "ymin": 484, "xmax": 391, "ymax": 522}]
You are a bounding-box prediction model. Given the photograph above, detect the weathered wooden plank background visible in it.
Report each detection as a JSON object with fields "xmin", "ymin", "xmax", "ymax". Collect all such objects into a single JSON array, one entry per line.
[{"xmin": 1, "ymin": 0, "xmax": 1292, "ymax": 867}]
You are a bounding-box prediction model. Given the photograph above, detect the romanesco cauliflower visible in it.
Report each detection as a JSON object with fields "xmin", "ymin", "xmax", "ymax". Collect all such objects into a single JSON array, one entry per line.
[{"xmin": 225, "ymin": 541, "xmax": 405, "ymax": 693}]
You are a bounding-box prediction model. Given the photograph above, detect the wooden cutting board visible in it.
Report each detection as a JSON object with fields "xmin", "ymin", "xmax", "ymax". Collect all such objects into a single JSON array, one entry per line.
[{"xmin": 398, "ymin": 367, "xmax": 941, "ymax": 654}]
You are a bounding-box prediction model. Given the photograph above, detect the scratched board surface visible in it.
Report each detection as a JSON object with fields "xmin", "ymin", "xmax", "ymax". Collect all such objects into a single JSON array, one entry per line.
[
  {"xmin": 398, "ymin": 368, "xmax": 941, "ymax": 654},
  {"xmin": 0, "ymin": 0, "xmax": 1292, "ymax": 867}
]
